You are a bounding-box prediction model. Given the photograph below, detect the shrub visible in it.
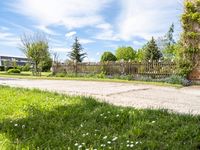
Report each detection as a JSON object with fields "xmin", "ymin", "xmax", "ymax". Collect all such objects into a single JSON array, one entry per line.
[
  {"xmin": 7, "ymin": 69, "xmax": 21, "ymax": 74},
  {"xmin": 0, "ymin": 66, "xmax": 5, "ymax": 71},
  {"xmin": 164, "ymin": 75, "xmax": 191, "ymax": 86},
  {"xmin": 22, "ymin": 64, "xmax": 31, "ymax": 72}
]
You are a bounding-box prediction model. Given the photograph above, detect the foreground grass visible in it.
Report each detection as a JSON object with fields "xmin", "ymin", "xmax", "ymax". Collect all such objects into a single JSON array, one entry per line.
[
  {"xmin": 0, "ymin": 86, "xmax": 200, "ymax": 149},
  {"xmin": 0, "ymin": 71, "xmax": 182, "ymax": 88}
]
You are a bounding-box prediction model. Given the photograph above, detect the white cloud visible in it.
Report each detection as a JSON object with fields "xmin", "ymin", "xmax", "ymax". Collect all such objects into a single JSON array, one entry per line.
[
  {"xmin": 35, "ymin": 25, "xmax": 58, "ymax": 35},
  {"xmin": 8, "ymin": 0, "xmax": 113, "ymax": 29},
  {"xmin": 0, "ymin": 30, "xmax": 20, "ymax": 47},
  {"xmin": 50, "ymin": 47, "xmax": 71, "ymax": 53},
  {"xmin": 117, "ymin": 0, "xmax": 183, "ymax": 41},
  {"xmin": 79, "ymin": 38, "xmax": 95, "ymax": 44},
  {"xmin": 65, "ymin": 31, "xmax": 77, "ymax": 38}
]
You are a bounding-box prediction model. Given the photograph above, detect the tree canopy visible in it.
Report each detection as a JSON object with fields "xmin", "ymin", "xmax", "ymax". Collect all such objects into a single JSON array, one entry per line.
[
  {"xmin": 115, "ymin": 46, "xmax": 136, "ymax": 61},
  {"xmin": 100, "ymin": 51, "xmax": 117, "ymax": 62},
  {"xmin": 20, "ymin": 33, "xmax": 51, "ymax": 75}
]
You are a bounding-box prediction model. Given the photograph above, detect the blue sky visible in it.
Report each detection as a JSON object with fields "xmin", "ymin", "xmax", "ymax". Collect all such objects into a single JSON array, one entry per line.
[{"xmin": 0, "ymin": 0, "xmax": 183, "ymax": 61}]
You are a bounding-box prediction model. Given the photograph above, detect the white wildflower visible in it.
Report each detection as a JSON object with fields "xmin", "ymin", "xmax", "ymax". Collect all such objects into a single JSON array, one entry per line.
[
  {"xmin": 116, "ymin": 114, "xmax": 119, "ymax": 117},
  {"xmin": 103, "ymin": 136, "xmax": 107, "ymax": 139},
  {"xmin": 152, "ymin": 121, "xmax": 156, "ymax": 123},
  {"xmin": 74, "ymin": 143, "xmax": 78, "ymax": 146},
  {"xmin": 112, "ymin": 137, "xmax": 118, "ymax": 141},
  {"xmin": 130, "ymin": 144, "xmax": 134, "ymax": 147},
  {"xmin": 14, "ymin": 124, "xmax": 18, "ymax": 127},
  {"xmin": 107, "ymin": 141, "xmax": 111, "ymax": 144},
  {"xmin": 22, "ymin": 125, "xmax": 25, "ymax": 129}
]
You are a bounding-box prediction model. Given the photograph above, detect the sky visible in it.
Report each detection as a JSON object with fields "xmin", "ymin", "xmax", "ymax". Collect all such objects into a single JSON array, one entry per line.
[{"xmin": 0, "ymin": 0, "xmax": 183, "ymax": 62}]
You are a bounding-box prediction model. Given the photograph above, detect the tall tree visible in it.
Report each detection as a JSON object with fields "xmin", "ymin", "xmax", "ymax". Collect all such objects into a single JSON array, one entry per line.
[
  {"xmin": 20, "ymin": 33, "xmax": 51, "ymax": 75},
  {"xmin": 179, "ymin": 0, "xmax": 200, "ymax": 77},
  {"xmin": 68, "ymin": 37, "xmax": 87, "ymax": 62},
  {"xmin": 144, "ymin": 37, "xmax": 162, "ymax": 62},
  {"xmin": 156, "ymin": 24, "xmax": 177, "ymax": 60}
]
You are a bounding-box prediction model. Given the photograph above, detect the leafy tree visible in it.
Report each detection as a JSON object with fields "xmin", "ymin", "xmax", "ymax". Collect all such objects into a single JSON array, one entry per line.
[
  {"xmin": 115, "ymin": 46, "xmax": 136, "ymax": 61},
  {"xmin": 178, "ymin": 0, "xmax": 200, "ymax": 77},
  {"xmin": 144, "ymin": 37, "xmax": 162, "ymax": 62},
  {"xmin": 135, "ymin": 45, "xmax": 146, "ymax": 62},
  {"xmin": 156, "ymin": 24, "xmax": 177, "ymax": 60},
  {"xmin": 100, "ymin": 51, "xmax": 117, "ymax": 62},
  {"xmin": 68, "ymin": 37, "xmax": 87, "ymax": 62},
  {"xmin": 21, "ymin": 33, "xmax": 51, "ymax": 75}
]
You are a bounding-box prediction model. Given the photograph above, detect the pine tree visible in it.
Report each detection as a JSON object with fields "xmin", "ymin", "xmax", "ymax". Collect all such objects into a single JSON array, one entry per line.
[
  {"xmin": 144, "ymin": 37, "xmax": 162, "ymax": 62},
  {"xmin": 68, "ymin": 37, "xmax": 87, "ymax": 62}
]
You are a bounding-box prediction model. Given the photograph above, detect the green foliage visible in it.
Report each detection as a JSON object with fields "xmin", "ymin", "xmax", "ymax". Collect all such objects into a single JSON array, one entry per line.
[
  {"xmin": 0, "ymin": 66, "xmax": 5, "ymax": 71},
  {"xmin": 144, "ymin": 37, "xmax": 162, "ymax": 61},
  {"xmin": 179, "ymin": 0, "xmax": 200, "ymax": 78},
  {"xmin": 21, "ymin": 33, "xmax": 51, "ymax": 76},
  {"xmin": 0, "ymin": 86, "xmax": 200, "ymax": 149},
  {"xmin": 22, "ymin": 63, "xmax": 31, "ymax": 72},
  {"xmin": 68, "ymin": 37, "xmax": 87, "ymax": 62},
  {"xmin": 41, "ymin": 56, "xmax": 53, "ymax": 72},
  {"xmin": 163, "ymin": 75, "xmax": 191, "ymax": 86},
  {"xmin": 100, "ymin": 51, "xmax": 117, "ymax": 62},
  {"xmin": 115, "ymin": 46, "xmax": 136, "ymax": 61},
  {"xmin": 177, "ymin": 59, "xmax": 193, "ymax": 77},
  {"xmin": 136, "ymin": 48, "xmax": 145, "ymax": 62},
  {"xmin": 7, "ymin": 69, "xmax": 21, "ymax": 74}
]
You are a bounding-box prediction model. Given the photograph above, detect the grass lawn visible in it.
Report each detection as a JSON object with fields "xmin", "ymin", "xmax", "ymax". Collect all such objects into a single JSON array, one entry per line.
[
  {"xmin": 0, "ymin": 86, "xmax": 200, "ymax": 149},
  {"xmin": 0, "ymin": 71, "xmax": 182, "ymax": 88}
]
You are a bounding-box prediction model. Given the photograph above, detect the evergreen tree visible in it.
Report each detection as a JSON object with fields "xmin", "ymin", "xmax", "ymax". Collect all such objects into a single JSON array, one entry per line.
[
  {"xmin": 144, "ymin": 37, "xmax": 162, "ymax": 62},
  {"xmin": 68, "ymin": 37, "xmax": 87, "ymax": 62}
]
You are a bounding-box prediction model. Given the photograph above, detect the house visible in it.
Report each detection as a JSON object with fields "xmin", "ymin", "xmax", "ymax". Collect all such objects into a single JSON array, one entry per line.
[{"xmin": 0, "ymin": 55, "xmax": 29, "ymax": 67}]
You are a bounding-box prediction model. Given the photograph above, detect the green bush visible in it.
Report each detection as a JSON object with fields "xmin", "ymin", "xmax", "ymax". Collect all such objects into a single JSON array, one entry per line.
[
  {"xmin": 22, "ymin": 64, "xmax": 31, "ymax": 72},
  {"xmin": 0, "ymin": 66, "xmax": 5, "ymax": 71},
  {"xmin": 7, "ymin": 69, "xmax": 21, "ymax": 74},
  {"xmin": 164, "ymin": 75, "xmax": 191, "ymax": 86}
]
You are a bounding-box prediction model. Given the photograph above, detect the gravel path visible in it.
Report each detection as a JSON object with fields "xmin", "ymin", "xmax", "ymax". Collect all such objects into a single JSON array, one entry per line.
[{"xmin": 0, "ymin": 77, "xmax": 200, "ymax": 115}]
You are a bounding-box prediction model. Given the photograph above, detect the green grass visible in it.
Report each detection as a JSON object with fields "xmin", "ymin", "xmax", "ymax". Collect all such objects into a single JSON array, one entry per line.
[
  {"xmin": 0, "ymin": 86, "xmax": 200, "ymax": 149},
  {"xmin": 0, "ymin": 71, "xmax": 182, "ymax": 88}
]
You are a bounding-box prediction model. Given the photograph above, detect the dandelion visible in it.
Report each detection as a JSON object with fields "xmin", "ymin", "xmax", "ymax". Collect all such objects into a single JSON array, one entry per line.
[
  {"xmin": 22, "ymin": 125, "xmax": 25, "ymax": 129},
  {"xmin": 14, "ymin": 124, "xmax": 18, "ymax": 127},
  {"xmin": 74, "ymin": 143, "xmax": 78, "ymax": 146},
  {"xmin": 103, "ymin": 136, "xmax": 107, "ymax": 139}
]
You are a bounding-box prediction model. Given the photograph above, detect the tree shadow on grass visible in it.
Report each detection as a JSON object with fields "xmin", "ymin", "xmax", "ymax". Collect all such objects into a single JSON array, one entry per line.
[{"xmin": 0, "ymin": 96, "xmax": 200, "ymax": 149}]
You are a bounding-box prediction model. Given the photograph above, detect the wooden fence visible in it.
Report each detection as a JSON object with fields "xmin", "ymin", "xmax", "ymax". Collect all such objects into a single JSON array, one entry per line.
[{"xmin": 52, "ymin": 61, "xmax": 176, "ymax": 78}]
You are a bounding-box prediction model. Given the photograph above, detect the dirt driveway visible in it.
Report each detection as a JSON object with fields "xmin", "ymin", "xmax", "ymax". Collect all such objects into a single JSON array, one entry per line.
[{"xmin": 0, "ymin": 77, "xmax": 200, "ymax": 115}]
